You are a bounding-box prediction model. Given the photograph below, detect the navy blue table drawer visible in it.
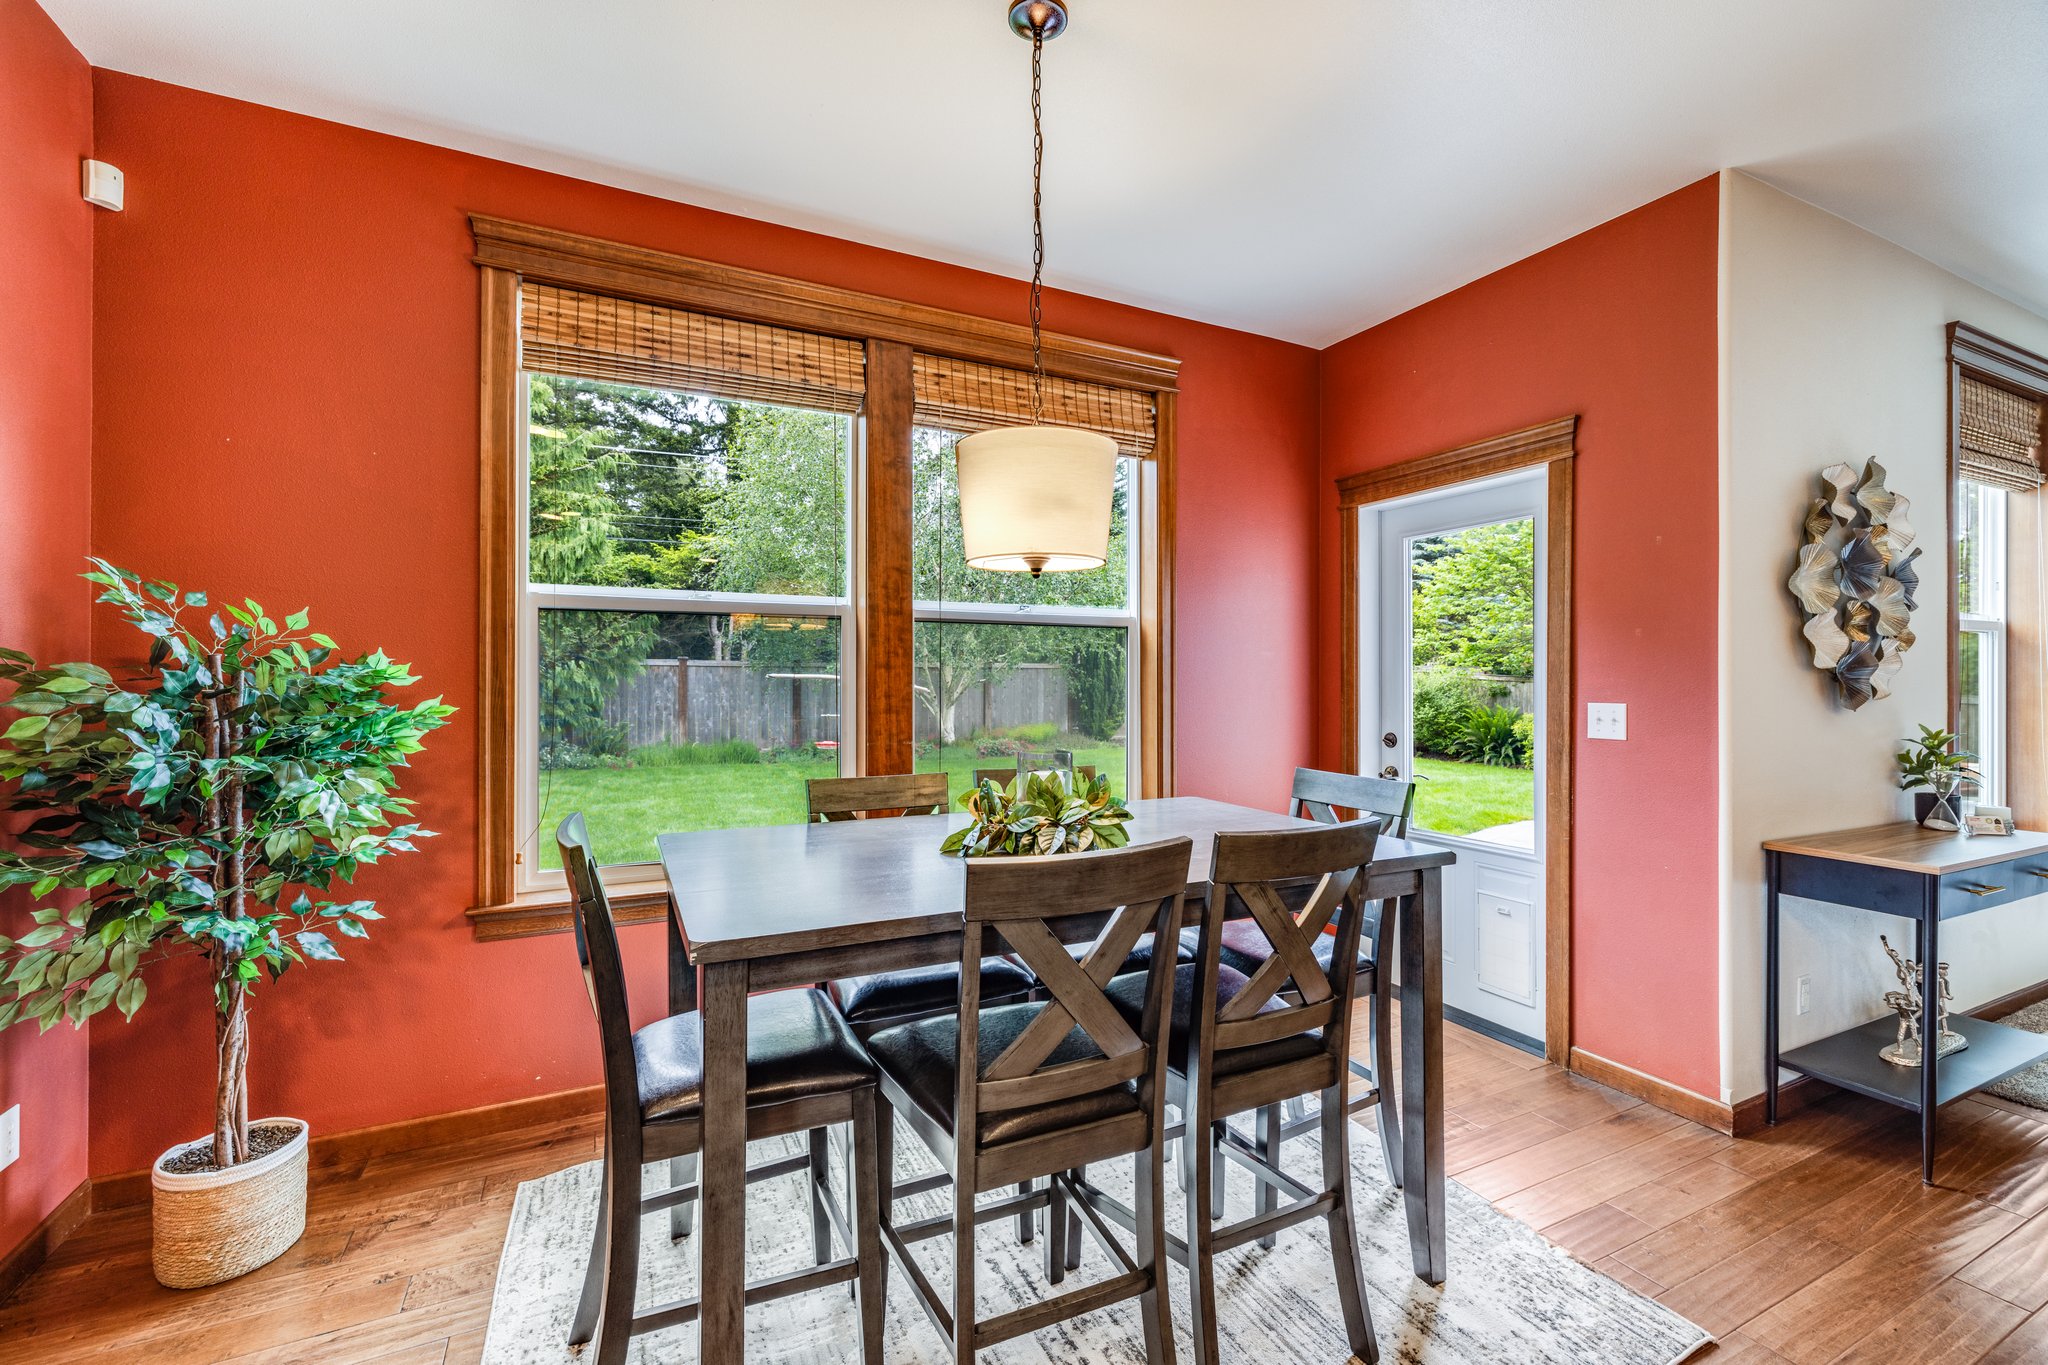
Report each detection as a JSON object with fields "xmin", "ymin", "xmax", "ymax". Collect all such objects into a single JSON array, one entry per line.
[{"xmin": 1939, "ymin": 863, "xmax": 2048, "ymax": 916}]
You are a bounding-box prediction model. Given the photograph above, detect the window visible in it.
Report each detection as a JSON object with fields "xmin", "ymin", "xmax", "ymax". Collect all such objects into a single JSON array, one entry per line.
[
  {"xmin": 522, "ymin": 375, "xmax": 855, "ymax": 875},
  {"xmin": 1956, "ymin": 478, "xmax": 2006, "ymax": 804},
  {"xmin": 1949, "ymin": 323, "xmax": 2048, "ymax": 825},
  {"xmin": 911, "ymin": 427, "xmax": 1140, "ymax": 794},
  {"xmin": 470, "ymin": 222, "xmax": 1179, "ymax": 921}
]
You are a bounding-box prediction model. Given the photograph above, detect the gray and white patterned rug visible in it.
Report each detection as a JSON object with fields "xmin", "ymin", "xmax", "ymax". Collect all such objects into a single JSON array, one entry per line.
[
  {"xmin": 480, "ymin": 1118, "xmax": 1708, "ymax": 1365},
  {"xmin": 1990, "ymin": 999, "xmax": 2048, "ymax": 1110}
]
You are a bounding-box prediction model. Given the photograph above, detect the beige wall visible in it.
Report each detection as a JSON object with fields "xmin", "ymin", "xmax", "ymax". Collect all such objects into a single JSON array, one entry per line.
[{"xmin": 1719, "ymin": 172, "xmax": 2048, "ymax": 1101}]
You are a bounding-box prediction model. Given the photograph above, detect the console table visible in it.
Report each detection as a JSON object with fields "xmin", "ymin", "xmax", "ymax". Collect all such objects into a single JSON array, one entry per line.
[{"xmin": 1764, "ymin": 823, "xmax": 2048, "ymax": 1182}]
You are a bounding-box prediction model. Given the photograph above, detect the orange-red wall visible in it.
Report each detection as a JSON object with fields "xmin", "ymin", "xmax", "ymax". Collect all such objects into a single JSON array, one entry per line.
[
  {"xmin": 83, "ymin": 73, "xmax": 1322, "ymax": 1175},
  {"xmin": 0, "ymin": 0, "xmax": 95, "ymax": 1258},
  {"xmin": 1316, "ymin": 179, "xmax": 1723, "ymax": 1096}
]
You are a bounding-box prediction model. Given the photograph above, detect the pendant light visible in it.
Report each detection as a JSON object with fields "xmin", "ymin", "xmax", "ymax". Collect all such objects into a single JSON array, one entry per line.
[{"xmin": 955, "ymin": 0, "xmax": 1117, "ymax": 578}]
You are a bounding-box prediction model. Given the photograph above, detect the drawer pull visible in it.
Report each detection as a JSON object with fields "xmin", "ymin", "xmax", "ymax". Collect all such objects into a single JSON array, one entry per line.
[
  {"xmin": 2029, "ymin": 870, "xmax": 2048, "ymax": 879},
  {"xmin": 1963, "ymin": 884, "xmax": 2007, "ymax": 897}
]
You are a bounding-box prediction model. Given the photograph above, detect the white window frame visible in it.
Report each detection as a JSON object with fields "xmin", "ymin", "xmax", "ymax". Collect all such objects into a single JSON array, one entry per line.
[
  {"xmin": 514, "ymin": 373, "xmax": 858, "ymax": 889},
  {"xmin": 1958, "ymin": 478, "xmax": 2007, "ymax": 807},
  {"xmin": 909, "ymin": 450, "xmax": 1148, "ymax": 789}
]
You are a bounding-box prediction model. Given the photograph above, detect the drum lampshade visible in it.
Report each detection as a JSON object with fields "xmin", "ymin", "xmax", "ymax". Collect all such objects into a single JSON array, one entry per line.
[{"xmin": 955, "ymin": 425, "xmax": 1117, "ymax": 575}]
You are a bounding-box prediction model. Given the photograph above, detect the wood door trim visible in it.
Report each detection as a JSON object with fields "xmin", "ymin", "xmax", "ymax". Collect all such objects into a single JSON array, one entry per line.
[
  {"xmin": 1337, "ymin": 415, "xmax": 1577, "ymax": 1066},
  {"xmin": 1336, "ymin": 416, "xmax": 1576, "ymax": 508},
  {"xmin": 471, "ymin": 215, "xmax": 1180, "ymax": 392}
]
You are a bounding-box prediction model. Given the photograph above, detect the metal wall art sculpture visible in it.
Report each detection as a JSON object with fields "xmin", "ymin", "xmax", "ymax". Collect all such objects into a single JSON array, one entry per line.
[{"xmin": 1788, "ymin": 461, "xmax": 1920, "ymax": 709}]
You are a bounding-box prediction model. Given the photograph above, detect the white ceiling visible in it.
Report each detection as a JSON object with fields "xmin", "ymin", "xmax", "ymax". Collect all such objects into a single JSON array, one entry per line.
[{"xmin": 45, "ymin": 0, "xmax": 2048, "ymax": 346}]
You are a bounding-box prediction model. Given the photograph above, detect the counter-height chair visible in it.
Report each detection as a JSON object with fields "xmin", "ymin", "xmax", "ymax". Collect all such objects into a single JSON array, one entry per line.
[
  {"xmin": 810, "ymin": 773, "xmax": 1041, "ymax": 1246},
  {"xmin": 970, "ymin": 762, "xmax": 1099, "ymax": 789},
  {"xmin": 812, "ymin": 774, "xmax": 1037, "ymax": 1039},
  {"xmin": 557, "ymin": 814, "xmax": 885, "ymax": 1365},
  {"xmin": 1215, "ymin": 767, "xmax": 1411, "ymax": 1186},
  {"xmin": 866, "ymin": 838, "xmax": 1191, "ymax": 1364},
  {"xmin": 1094, "ymin": 819, "xmax": 1383, "ymax": 1365}
]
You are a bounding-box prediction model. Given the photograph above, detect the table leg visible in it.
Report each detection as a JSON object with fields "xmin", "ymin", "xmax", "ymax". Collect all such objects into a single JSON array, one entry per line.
[
  {"xmin": 1920, "ymin": 892, "xmax": 1940, "ymax": 1186},
  {"xmin": 1765, "ymin": 850, "xmax": 1780, "ymax": 1127},
  {"xmin": 668, "ymin": 908, "xmax": 699, "ymax": 1239},
  {"xmin": 1400, "ymin": 873, "xmax": 1446, "ymax": 1284},
  {"xmin": 698, "ymin": 960, "xmax": 750, "ymax": 1359}
]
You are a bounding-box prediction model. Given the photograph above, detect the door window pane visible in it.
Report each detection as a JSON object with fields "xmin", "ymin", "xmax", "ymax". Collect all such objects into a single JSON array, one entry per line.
[
  {"xmin": 911, "ymin": 426, "xmax": 1131, "ymax": 611},
  {"xmin": 537, "ymin": 607, "xmax": 843, "ymax": 866},
  {"xmin": 529, "ymin": 375, "xmax": 850, "ymax": 596},
  {"xmin": 912, "ymin": 620, "xmax": 1128, "ymax": 798},
  {"xmin": 1407, "ymin": 519, "xmax": 1537, "ymax": 847}
]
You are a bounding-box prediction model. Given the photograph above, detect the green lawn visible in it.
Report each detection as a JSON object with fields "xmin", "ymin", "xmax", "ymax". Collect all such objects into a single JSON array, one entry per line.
[
  {"xmin": 539, "ymin": 744, "xmax": 1127, "ymax": 868},
  {"xmin": 1411, "ymin": 756, "xmax": 1535, "ymax": 838}
]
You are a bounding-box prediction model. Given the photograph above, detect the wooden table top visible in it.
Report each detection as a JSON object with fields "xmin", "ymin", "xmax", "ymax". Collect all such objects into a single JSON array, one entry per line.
[
  {"xmin": 657, "ymin": 794, "xmax": 1454, "ymax": 964},
  {"xmin": 1763, "ymin": 821, "xmax": 2048, "ymax": 876}
]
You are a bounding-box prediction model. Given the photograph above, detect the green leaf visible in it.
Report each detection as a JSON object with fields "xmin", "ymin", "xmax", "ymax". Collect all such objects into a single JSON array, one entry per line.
[
  {"xmin": 116, "ymin": 976, "xmax": 147, "ymax": 1019},
  {"xmin": 17, "ymin": 925, "xmax": 63, "ymax": 949},
  {"xmin": 295, "ymin": 930, "xmax": 342, "ymax": 961},
  {"xmin": 286, "ymin": 609, "xmax": 310, "ymax": 631},
  {"xmin": 40, "ymin": 676, "xmax": 90, "ymax": 694},
  {"xmin": 4, "ymin": 715, "xmax": 50, "ymax": 741}
]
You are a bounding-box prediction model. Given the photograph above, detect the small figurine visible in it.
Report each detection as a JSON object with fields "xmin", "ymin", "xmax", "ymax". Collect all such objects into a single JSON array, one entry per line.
[{"xmin": 1877, "ymin": 935, "xmax": 1967, "ymax": 1067}]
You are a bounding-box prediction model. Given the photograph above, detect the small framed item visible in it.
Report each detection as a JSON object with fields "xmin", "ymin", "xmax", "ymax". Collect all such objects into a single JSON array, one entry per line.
[{"xmin": 1967, "ymin": 804, "xmax": 2016, "ymax": 837}]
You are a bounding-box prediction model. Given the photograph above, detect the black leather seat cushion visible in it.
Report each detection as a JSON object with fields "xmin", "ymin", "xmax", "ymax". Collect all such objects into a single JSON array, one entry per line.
[
  {"xmin": 1105, "ymin": 964, "xmax": 1325, "ymax": 1079},
  {"xmin": 867, "ymin": 1001, "xmax": 1141, "ymax": 1147},
  {"xmin": 1215, "ymin": 921, "xmax": 1376, "ymax": 989},
  {"xmin": 1064, "ymin": 927, "xmax": 1200, "ymax": 977},
  {"xmin": 830, "ymin": 958, "xmax": 1035, "ymax": 1025},
  {"xmin": 635, "ymin": 987, "xmax": 876, "ymax": 1124}
]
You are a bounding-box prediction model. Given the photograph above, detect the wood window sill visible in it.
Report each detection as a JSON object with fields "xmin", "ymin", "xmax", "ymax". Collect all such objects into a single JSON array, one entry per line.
[{"xmin": 465, "ymin": 877, "xmax": 671, "ymax": 942}]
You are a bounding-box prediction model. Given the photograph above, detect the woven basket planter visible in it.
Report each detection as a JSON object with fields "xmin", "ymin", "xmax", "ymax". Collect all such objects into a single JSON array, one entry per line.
[{"xmin": 150, "ymin": 1117, "xmax": 309, "ymax": 1289}]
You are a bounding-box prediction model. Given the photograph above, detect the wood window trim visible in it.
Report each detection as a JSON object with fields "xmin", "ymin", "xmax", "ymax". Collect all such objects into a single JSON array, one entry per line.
[
  {"xmin": 466, "ymin": 218, "xmax": 1179, "ymax": 940},
  {"xmin": 1336, "ymin": 415, "xmax": 1576, "ymax": 1066},
  {"xmin": 1949, "ymin": 323, "xmax": 2048, "ymax": 827}
]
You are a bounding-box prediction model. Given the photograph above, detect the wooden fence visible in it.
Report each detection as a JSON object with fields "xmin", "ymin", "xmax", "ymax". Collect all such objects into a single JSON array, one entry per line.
[{"xmin": 605, "ymin": 660, "xmax": 1071, "ymax": 751}]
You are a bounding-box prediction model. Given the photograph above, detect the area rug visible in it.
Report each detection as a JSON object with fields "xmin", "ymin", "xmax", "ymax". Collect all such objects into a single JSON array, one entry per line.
[
  {"xmin": 1990, "ymin": 998, "xmax": 2048, "ymax": 1109},
  {"xmin": 479, "ymin": 1120, "xmax": 1709, "ymax": 1365}
]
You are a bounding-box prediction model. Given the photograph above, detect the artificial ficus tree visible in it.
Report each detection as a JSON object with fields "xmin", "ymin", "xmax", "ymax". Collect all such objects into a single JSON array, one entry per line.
[{"xmin": 0, "ymin": 563, "xmax": 453, "ymax": 1169}]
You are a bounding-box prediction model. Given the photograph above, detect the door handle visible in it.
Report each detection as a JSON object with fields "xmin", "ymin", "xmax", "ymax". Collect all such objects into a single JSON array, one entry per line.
[{"xmin": 1379, "ymin": 765, "xmax": 1400, "ymax": 780}]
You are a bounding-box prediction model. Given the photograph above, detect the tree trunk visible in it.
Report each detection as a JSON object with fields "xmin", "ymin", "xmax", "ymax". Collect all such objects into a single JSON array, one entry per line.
[{"xmin": 212, "ymin": 966, "xmax": 250, "ymax": 1168}]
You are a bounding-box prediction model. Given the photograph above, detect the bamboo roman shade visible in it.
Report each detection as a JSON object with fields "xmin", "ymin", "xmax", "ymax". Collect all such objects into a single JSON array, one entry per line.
[
  {"xmin": 912, "ymin": 353, "xmax": 1157, "ymax": 458},
  {"xmin": 1959, "ymin": 373, "xmax": 2046, "ymax": 492},
  {"xmin": 520, "ymin": 283, "xmax": 866, "ymax": 414}
]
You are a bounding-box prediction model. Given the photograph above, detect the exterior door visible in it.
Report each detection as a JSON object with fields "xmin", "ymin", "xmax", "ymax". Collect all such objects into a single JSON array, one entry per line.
[{"xmin": 1367, "ymin": 473, "xmax": 1547, "ymax": 1048}]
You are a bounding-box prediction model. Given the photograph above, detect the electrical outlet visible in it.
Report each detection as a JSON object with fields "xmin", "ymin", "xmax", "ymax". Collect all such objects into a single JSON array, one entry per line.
[
  {"xmin": 1796, "ymin": 975, "xmax": 1813, "ymax": 1016},
  {"xmin": 0, "ymin": 1104, "xmax": 18, "ymax": 1174},
  {"xmin": 1587, "ymin": 702, "xmax": 1627, "ymax": 741}
]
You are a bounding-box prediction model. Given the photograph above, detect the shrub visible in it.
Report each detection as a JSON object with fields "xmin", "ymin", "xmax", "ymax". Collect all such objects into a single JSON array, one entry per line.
[
  {"xmin": 540, "ymin": 740, "xmax": 602, "ymax": 771},
  {"xmin": 1412, "ymin": 669, "xmax": 1480, "ymax": 756},
  {"xmin": 1453, "ymin": 704, "xmax": 1531, "ymax": 768},
  {"xmin": 1511, "ymin": 712, "xmax": 1535, "ymax": 766},
  {"xmin": 1005, "ymin": 722, "xmax": 1059, "ymax": 745}
]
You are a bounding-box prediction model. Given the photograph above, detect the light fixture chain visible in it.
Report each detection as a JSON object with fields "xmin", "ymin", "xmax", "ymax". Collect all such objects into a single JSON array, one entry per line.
[{"xmin": 1030, "ymin": 26, "xmax": 1045, "ymax": 423}]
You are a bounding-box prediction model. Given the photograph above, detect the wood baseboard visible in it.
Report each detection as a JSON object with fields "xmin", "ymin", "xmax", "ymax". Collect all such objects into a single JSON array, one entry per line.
[
  {"xmin": 90, "ymin": 1084, "xmax": 603, "ymax": 1212},
  {"xmin": 1970, "ymin": 977, "xmax": 2048, "ymax": 1022},
  {"xmin": 0, "ymin": 1179, "xmax": 89, "ymax": 1307},
  {"xmin": 1569, "ymin": 1047, "xmax": 1738, "ymax": 1134}
]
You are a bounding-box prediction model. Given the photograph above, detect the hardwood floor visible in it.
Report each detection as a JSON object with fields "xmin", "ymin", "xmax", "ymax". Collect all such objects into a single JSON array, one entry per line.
[{"xmin": 6, "ymin": 1023, "xmax": 2048, "ymax": 1362}]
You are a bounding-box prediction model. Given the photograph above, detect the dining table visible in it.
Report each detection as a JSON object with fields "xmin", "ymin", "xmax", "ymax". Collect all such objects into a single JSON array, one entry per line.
[{"xmin": 655, "ymin": 794, "xmax": 1454, "ymax": 1361}]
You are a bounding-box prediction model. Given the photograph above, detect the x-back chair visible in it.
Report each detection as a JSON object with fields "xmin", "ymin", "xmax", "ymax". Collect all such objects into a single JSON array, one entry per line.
[
  {"xmin": 1215, "ymin": 767, "xmax": 1411, "ymax": 1185},
  {"xmin": 558, "ymin": 813, "xmax": 885, "ymax": 1365},
  {"xmin": 1083, "ymin": 819, "xmax": 1385, "ymax": 1365},
  {"xmin": 867, "ymin": 837, "xmax": 1192, "ymax": 1364}
]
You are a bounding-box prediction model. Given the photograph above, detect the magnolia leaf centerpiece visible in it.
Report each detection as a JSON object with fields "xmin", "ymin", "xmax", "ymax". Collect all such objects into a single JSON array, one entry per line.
[{"xmin": 940, "ymin": 769, "xmax": 1132, "ymax": 858}]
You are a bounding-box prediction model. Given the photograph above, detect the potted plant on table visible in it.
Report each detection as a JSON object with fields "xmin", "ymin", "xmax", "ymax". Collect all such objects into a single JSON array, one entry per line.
[
  {"xmin": 1896, "ymin": 725, "xmax": 1981, "ymax": 832},
  {"xmin": 941, "ymin": 768, "xmax": 1132, "ymax": 857},
  {"xmin": 0, "ymin": 563, "xmax": 452, "ymax": 1287}
]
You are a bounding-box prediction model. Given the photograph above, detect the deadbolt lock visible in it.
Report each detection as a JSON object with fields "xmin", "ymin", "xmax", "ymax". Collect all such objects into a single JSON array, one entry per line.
[{"xmin": 1382, "ymin": 732, "xmax": 1398, "ymax": 748}]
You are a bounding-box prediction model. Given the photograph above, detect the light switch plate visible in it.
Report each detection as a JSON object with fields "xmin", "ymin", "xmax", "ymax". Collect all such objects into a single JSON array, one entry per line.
[
  {"xmin": 1587, "ymin": 702, "xmax": 1627, "ymax": 741},
  {"xmin": 0, "ymin": 1104, "xmax": 18, "ymax": 1174}
]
